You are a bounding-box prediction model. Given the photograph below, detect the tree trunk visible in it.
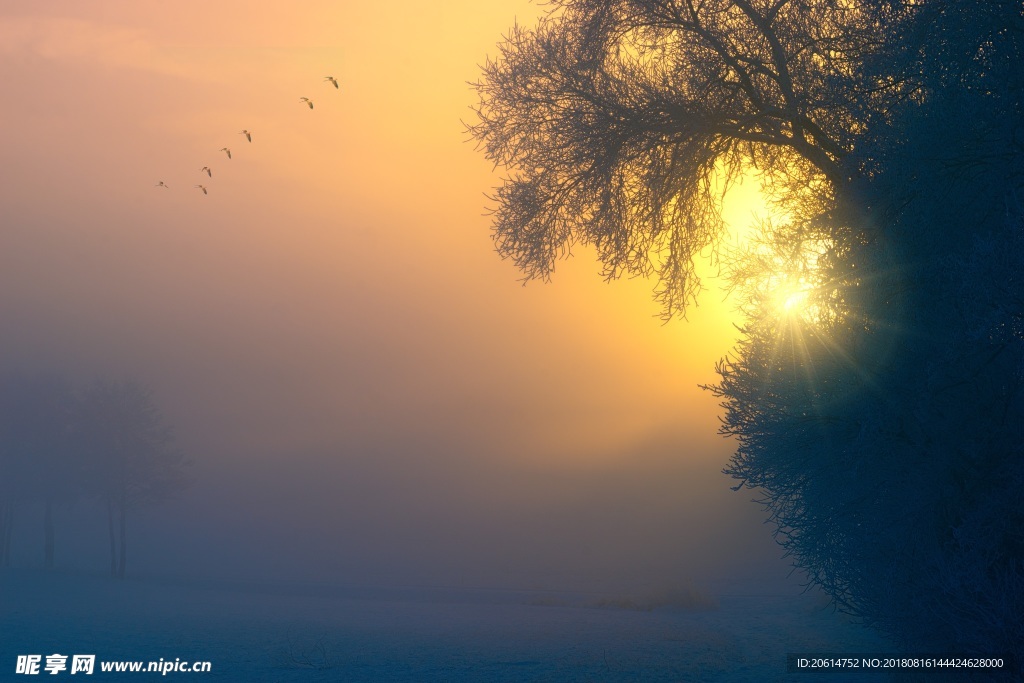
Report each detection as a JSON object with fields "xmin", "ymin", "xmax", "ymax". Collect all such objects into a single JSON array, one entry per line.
[
  {"xmin": 43, "ymin": 500, "xmax": 54, "ymax": 570},
  {"xmin": 0, "ymin": 503, "xmax": 12, "ymax": 568},
  {"xmin": 117, "ymin": 493, "xmax": 127, "ymax": 580},
  {"xmin": 107, "ymin": 499, "xmax": 117, "ymax": 578}
]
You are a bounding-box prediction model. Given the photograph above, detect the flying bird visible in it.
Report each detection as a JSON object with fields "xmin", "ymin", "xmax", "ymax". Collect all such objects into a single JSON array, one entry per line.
[
  {"xmin": 220, "ymin": 147, "xmax": 232, "ymax": 159},
  {"xmin": 239, "ymin": 130, "xmax": 252, "ymax": 142},
  {"xmin": 200, "ymin": 166, "xmax": 212, "ymax": 177},
  {"xmin": 300, "ymin": 97, "xmax": 314, "ymax": 109},
  {"xmin": 155, "ymin": 181, "xmax": 169, "ymax": 188},
  {"xmin": 195, "ymin": 185, "xmax": 208, "ymax": 195},
  {"xmin": 324, "ymin": 76, "xmax": 339, "ymax": 89}
]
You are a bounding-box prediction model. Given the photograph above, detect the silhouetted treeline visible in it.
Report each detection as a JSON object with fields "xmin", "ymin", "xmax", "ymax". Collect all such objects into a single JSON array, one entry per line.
[
  {"xmin": 0, "ymin": 374, "xmax": 191, "ymax": 578},
  {"xmin": 714, "ymin": 3, "xmax": 1024, "ymax": 671},
  {"xmin": 470, "ymin": 0, "xmax": 1023, "ymax": 673}
]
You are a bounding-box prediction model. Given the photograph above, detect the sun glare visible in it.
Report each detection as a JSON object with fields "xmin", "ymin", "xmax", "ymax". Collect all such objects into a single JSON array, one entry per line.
[
  {"xmin": 776, "ymin": 282, "xmax": 810, "ymax": 317},
  {"xmin": 757, "ymin": 240, "xmax": 832, "ymax": 328},
  {"xmin": 716, "ymin": 171, "xmax": 827, "ymax": 325}
]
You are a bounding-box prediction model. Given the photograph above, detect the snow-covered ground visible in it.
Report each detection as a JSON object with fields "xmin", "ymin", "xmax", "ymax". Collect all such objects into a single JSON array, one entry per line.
[{"xmin": 1, "ymin": 570, "xmax": 894, "ymax": 681}]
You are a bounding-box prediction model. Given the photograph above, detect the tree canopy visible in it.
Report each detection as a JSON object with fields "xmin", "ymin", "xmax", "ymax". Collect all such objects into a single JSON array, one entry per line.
[
  {"xmin": 78, "ymin": 379, "xmax": 191, "ymax": 578},
  {"xmin": 0, "ymin": 374, "xmax": 190, "ymax": 577},
  {"xmin": 472, "ymin": 0, "xmax": 1024, "ymax": 663},
  {"xmin": 469, "ymin": 0, "xmax": 921, "ymax": 317}
]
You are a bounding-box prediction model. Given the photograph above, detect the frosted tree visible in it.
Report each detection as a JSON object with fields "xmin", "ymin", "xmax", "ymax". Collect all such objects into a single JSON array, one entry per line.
[
  {"xmin": 468, "ymin": 0, "xmax": 921, "ymax": 318},
  {"xmin": 471, "ymin": 0, "xmax": 1024, "ymax": 663}
]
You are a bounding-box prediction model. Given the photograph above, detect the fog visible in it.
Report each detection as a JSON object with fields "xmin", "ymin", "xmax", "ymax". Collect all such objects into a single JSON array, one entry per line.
[
  {"xmin": 0, "ymin": 0, "xmax": 788, "ymax": 595},
  {"xmin": 42, "ymin": 426, "xmax": 777, "ymax": 591}
]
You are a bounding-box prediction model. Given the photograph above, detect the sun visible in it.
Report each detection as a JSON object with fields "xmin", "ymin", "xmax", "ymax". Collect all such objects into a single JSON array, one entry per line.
[
  {"xmin": 722, "ymin": 222, "xmax": 832, "ymax": 329},
  {"xmin": 769, "ymin": 275, "xmax": 813, "ymax": 320},
  {"xmin": 715, "ymin": 167, "xmax": 852, "ymax": 337},
  {"xmin": 780, "ymin": 289, "xmax": 808, "ymax": 315},
  {"xmin": 730, "ymin": 199, "xmax": 835, "ymax": 327}
]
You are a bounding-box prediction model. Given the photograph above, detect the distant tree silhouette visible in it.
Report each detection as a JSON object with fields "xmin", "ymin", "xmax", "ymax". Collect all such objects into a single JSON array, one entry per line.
[
  {"xmin": 0, "ymin": 379, "xmax": 17, "ymax": 568},
  {"xmin": 471, "ymin": 0, "xmax": 1024, "ymax": 666},
  {"xmin": 0, "ymin": 373, "xmax": 78, "ymax": 570},
  {"xmin": 78, "ymin": 380, "xmax": 191, "ymax": 579}
]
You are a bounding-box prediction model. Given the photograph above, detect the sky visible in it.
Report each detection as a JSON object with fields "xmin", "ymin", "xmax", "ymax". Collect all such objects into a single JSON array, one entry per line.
[{"xmin": 0, "ymin": 0, "xmax": 784, "ymax": 591}]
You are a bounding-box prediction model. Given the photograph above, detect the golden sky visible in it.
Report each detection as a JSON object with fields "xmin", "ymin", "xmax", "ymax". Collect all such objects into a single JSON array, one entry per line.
[{"xmin": 0, "ymin": 1, "xmax": 779, "ymax": 587}]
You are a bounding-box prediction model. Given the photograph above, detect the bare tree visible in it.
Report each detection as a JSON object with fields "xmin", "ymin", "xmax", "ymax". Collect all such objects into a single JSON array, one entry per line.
[
  {"xmin": 78, "ymin": 380, "xmax": 191, "ymax": 579},
  {"xmin": 468, "ymin": 0, "xmax": 917, "ymax": 318},
  {"xmin": 0, "ymin": 373, "xmax": 77, "ymax": 570},
  {"xmin": 471, "ymin": 0, "xmax": 1024, "ymax": 662},
  {"xmin": 0, "ymin": 378, "xmax": 17, "ymax": 569}
]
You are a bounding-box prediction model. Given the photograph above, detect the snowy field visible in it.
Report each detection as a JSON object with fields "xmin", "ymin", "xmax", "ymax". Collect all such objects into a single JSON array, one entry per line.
[{"xmin": 1, "ymin": 570, "xmax": 895, "ymax": 682}]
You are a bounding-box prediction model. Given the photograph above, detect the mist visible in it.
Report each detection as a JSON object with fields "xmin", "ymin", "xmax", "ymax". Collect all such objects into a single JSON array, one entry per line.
[
  {"xmin": 0, "ymin": 339, "xmax": 784, "ymax": 592},
  {"xmin": 0, "ymin": 4, "xmax": 909, "ymax": 680},
  {"xmin": 0, "ymin": 1, "xmax": 781, "ymax": 589}
]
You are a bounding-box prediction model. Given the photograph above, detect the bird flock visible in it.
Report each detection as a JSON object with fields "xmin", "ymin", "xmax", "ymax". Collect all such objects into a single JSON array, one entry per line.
[{"xmin": 154, "ymin": 75, "xmax": 341, "ymax": 196}]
